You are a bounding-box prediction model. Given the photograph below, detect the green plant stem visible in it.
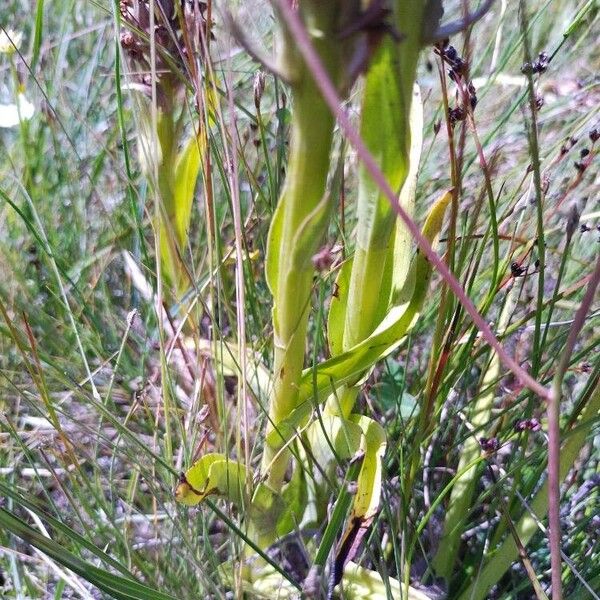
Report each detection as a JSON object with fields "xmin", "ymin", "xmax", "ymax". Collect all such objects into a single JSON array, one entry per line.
[
  {"xmin": 261, "ymin": 5, "xmax": 341, "ymax": 490},
  {"xmin": 341, "ymin": 2, "xmax": 425, "ymax": 353}
]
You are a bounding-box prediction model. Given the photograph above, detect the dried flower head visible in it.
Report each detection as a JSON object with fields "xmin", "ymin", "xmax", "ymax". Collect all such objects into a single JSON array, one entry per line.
[{"xmin": 120, "ymin": 0, "xmax": 210, "ymax": 106}]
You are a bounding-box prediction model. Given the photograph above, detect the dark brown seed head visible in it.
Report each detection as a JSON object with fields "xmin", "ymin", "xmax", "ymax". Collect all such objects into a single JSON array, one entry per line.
[
  {"xmin": 449, "ymin": 106, "xmax": 466, "ymax": 124},
  {"xmin": 479, "ymin": 437, "xmax": 500, "ymax": 452},
  {"xmin": 120, "ymin": 31, "xmax": 135, "ymax": 48},
  {"xmin": 521, "ymin": 62, "xmax": 533, "ymax": 75},
  {"xmin": 510, "ymin": 261, "xmax": 525, "ymax": 277}
]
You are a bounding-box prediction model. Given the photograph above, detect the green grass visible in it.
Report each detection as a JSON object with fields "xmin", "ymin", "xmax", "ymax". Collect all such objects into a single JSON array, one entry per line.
[{"xmin": 1, "ymin": 1, "xmax": 599, "ymax": 599}]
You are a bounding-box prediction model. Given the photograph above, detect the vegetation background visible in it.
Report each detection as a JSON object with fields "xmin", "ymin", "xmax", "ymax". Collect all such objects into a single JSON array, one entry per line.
[{"xmin": 0, "ymin": 0, "xmax": 598, "ymax": 599}]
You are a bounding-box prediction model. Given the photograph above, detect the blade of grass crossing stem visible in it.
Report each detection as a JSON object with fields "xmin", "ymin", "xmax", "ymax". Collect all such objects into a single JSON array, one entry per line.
[{"xmin": 341, "ymin": 36, "xmax": 424, "ymax": 353}]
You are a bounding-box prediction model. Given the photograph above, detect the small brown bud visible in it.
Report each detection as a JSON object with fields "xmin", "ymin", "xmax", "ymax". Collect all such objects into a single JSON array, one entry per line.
[
  {"xmin": 479, "ymin": 437, "xmax": 500, "ymax": 452},
  {"xmin": 120, "ymin": 31, "xmax": 135, "ymax": 48},
  {"xmin": 253, "ymin": 71, "xmax": 265, "ymax": 111}
]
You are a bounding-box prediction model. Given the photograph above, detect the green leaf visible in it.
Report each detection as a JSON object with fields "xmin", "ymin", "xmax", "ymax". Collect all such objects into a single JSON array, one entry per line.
[
  {"xmin": 349, "ymin": 415, "xmax": 386, "ymax": 521},
  {"xmin": 173, "ymin": 132, "xmax": 204, "ymax": 248},
  {"xmin": 305, "ymin": 413, "xmax": 363, "ymax": 465},
  {"xmin": 277, "ymin": 459, "xmax": 308, "ymax": 535},
  {"xmin": 175, "ymin": 453, "xmax": 285, "ymax": 545},
  {"xmin": 391, "ymin": 84, "xmax": 423, "ymax": 302},
  {"xmin": 329, "ymin": 416, "xmax": 387, "ymax": 586},
  {"xmin": 175, "ymin": 453, "xmax": 247, "ymax": 507},
  {"xmin": 354, "ymin": 43, "xmax": 413, "ymax": 253},
  {"xmin": 299, "ymin": 190, "xmax": 452, "ymax": 405},
  {"xmin": 341, "ymin": 561, "xmax": 433, "ymax": 600},
  {"xmin": 265, "ymin": 194, "xmax": 285, "ymax": 298},
  {"xmin": 371, "ymin": 360, "xmax": 418, "ymax": 419}
]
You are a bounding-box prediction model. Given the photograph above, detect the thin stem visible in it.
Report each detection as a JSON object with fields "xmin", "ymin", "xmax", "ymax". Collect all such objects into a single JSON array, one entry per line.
[
  {"xmin": 548, "ymin": 254, "xmax": 600, "ymax": 598},
  {"xmin": 518, "ymin": 0, "xmax": 546, "ymax": 379}
]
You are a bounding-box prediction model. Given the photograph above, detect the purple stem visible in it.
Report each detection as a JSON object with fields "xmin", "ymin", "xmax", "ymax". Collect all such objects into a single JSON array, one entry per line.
[{"xmin": 549, "ymin": 253, "xmax": 600, "ymax": 599}]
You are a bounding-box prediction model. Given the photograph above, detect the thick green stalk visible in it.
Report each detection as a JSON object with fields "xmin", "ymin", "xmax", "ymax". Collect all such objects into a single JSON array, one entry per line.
[
  {"xmin": 327, "ymin": 3, "xmax": 427, "ymax": 420},
  {"xmin": 261, "ymin": 3, "xmax": 343, "ymax": 491},
  {"xmin": 458, "ymin": 379, "xmax": 600, "ymax": 600},
  {"xmin": 343, "ymin": 2, "xmax": 425, "ymax": 343}
]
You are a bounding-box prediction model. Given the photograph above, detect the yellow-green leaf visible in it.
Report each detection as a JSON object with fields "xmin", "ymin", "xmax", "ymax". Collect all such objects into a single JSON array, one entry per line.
[
  {"xmin": 175, "ymin": 453, "xmax": 246, "ymax": 507},
  {"xmin": 350, "ymin": 415, "xmax": 386, "ymax": 520},
  {"xmin": 327, "ymin": 258, "xmax": 352, "ymax": 356},
  {"xmin": 173, "ymin": 132, "xmax": 204, "ymax": 248}
]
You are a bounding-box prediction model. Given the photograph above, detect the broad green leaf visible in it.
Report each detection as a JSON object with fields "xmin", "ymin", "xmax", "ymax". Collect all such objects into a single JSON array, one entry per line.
[
  {"xmin": 350, "ymin": 415, "xmax": 386, "ymax": 520},
  {"xmin": 354, "ymin": 41, "xmax": 411, "ymax": 253},
  {"xmin": 339, "ymin": 1, "xmax": 427, "ymax": 352},
  {"xmin": 175, "ymin": 453, "xmax": 285, "ymax": 544},
  {"xmin": 355, "ymin": 84, "xmax": 423, "ymax": 343},
  {"xmin": 341, "ymin": 562, "xmax": 433, "ymax": 600},
  {"xmin": 175, "ymin": 453, "xmax": 241, "ymax": 507},
  {"xmin": 305, "ymin": 413, "xmax": 363, "ymax": 466},
  {"xmin": 173, "ymin": 132, "xmax": 204, "ymax": 247},
  {"xmin": 231, "ymin": 561, "xmax": 432, "ymax": 600},
  {"xmin": 277, "ymin": 457, "xmax": 308, "ymax": 535}
]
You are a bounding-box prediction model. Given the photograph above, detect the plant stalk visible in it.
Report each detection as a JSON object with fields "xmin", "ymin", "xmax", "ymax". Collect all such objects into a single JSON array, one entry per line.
[{"xmin": 261, "ymin": 2, "xmax": 343, "ymax": 491}]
